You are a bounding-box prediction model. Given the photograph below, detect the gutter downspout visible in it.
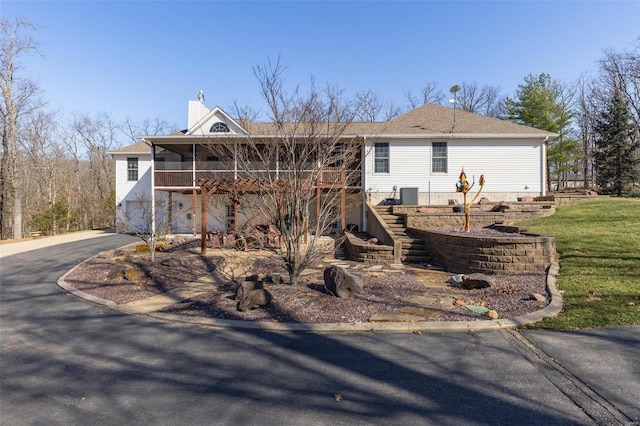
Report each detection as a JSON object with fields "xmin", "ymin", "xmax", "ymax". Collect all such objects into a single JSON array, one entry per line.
[
  {"xmin": 541, "ymin": 136, "xmax": 548, "ymax": 196},
  {"xmin": 150, "ymin": 140, "xmax": 156, "ymax": 240},
  {"xmin": 362, "ymin": 136, "xmax": 367, "ymax": 232}
]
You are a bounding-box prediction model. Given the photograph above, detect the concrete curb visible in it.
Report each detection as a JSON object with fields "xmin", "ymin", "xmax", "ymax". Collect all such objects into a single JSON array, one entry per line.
[
  {"xmin": 58, "ymin": 258, "xmax": 562, "ymax": 334},
  {"xmin": 58, "ymin": 260, "xmax": 118, "ymax": 309}
]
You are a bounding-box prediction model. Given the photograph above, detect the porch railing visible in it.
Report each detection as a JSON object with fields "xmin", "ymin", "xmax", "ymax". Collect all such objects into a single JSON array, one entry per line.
[{"xmin": 154, "ymin": 167, "xmax": 361, "ymax": 188}]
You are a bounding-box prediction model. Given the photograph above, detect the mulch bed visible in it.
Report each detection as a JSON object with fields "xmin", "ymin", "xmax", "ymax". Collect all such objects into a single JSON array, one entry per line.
[{"xmin": 64, "ymin": 242, "xmax": 550, "ymax": 324}]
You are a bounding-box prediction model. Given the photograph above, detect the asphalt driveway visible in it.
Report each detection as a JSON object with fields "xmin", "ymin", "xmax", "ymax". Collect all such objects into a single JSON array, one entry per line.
[{"xmin": 1, "ymin": 233, "xmax": 637, "ymax": 425}]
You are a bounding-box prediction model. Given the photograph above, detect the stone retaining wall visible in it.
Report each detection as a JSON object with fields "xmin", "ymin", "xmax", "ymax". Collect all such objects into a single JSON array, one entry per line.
[
  {"xmin": 407, "ymin": 227, "xmax": 557, "ymax": 274},
  {"xmin": 343, "ymin": 232, "xmax": 394, "ymax": 264},
  {"xmin": 404, "ymin": 207, "xmax": 555, "ymax": 230}
]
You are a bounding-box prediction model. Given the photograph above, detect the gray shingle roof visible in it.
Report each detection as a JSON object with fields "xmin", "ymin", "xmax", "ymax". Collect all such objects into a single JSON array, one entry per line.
[
  {"xmin": 374, "ymin": 103, "xmax": 555, "ymax": 135},
  {"xmin": 107, "ymin": 141, "xmax": 150, "ymax": 154},
  {"xmin": 231, "ymin": 103, "xmax": 555, "ymax": 137},
  {"xmin": 124, "ymin": 103, "xmax": 557, "ymax": 151}
]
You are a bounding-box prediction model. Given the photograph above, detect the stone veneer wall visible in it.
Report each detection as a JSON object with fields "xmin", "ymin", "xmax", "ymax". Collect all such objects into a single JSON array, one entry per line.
[
  {"xmin": 343, "ymin": 232, "xmax": 394, "ymax": 264},
  {"xmin": 407, "ymin": 227, "xmax": 557, "ymax": 274}
]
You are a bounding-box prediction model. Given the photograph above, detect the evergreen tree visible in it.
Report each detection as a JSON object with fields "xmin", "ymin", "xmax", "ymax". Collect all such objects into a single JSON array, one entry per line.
[
  {"xmin": 505, "ymin": 73, "xmax": 574, "ymax": 190},
  {"xmin": 594, "ymin": 89, "xmax": 640, "ymax": 196}
]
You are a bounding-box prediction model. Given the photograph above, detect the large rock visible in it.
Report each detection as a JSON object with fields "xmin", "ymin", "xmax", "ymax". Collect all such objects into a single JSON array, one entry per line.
[
  {"xmin": 237, "ymin": 288, "xmax": 272, "ymax": 312},
  {"xmin": 490, "ymin": 202, "xmax": 511, "ymax": 213},
  {"xmin": 462, "ymin": 273, "xmax": 496, "ymax": 289},
  {"xmin": 160, "ymin": 257, "xmax": 182, "ymax": 267},
  {"xmin": 323, "ymin": 265, "xmax": 363, "ymax": 298},
  {"xmin": 236, "ymin": 279, "xmax": 271, "ymax": 311},
  {"xmin": 106, "ymin": 264, "xmax": 145, "ymax": 282},
  {"xmin": 236, "ymin": 279, "xmax": 263, "ymax": 302}
]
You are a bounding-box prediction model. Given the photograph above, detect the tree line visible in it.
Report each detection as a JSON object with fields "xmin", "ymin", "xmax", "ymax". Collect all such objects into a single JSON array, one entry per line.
[{"xmin": 1, "ymin": 18, "xmax": 638, "ymax": 239}]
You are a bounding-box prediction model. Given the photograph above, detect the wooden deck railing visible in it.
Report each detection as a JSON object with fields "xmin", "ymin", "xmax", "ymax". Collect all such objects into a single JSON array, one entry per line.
[{"xmin": 154, "ymin": 167, "xmax": 361, "ymax": 188}]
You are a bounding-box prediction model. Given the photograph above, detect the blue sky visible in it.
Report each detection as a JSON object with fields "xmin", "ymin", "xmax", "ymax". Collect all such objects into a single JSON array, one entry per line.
[{"xmin": 3, "ymin": 1, "xmax": 639, "ymax": 129}]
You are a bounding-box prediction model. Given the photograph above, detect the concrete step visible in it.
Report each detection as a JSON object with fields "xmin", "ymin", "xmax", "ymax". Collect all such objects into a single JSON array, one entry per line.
[
  {"xmin": 389, "ymin": 223, "xmax": 405, "ymax": 229},
  {"xmin": 402, "ymin": 254, "xmax": 430, "ymax": 263},
  {"xmin": 380, "ymin": 216, "xmax": 404, "ymax": 224},
  {"xmin": 374, "ymin": 207, "xmax": 392, "ymax": 214},
  {"xmin": 402, "ymin": 248, "xmax": 428, "ymax": 254}
]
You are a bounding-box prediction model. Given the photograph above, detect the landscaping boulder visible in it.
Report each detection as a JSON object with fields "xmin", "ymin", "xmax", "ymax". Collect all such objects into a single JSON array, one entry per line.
[
  {"xmin": 447, "ymin": 274, "xmax": 465, "ymax": 287},
  {"xmin": 266, "ymin": 273, "xmax": 284, "ymax": 285},
  {"xmin": 124, "ymin": 267, "xmax": 145, "ymax": 282},
  {"xmin": 160, "ymin": 257, "xmax": 182, "ymax": 267},
  {"xmin": 235, "ymin": 279, "xmax": 272, "ymax": 311},
  {"xmin": 462, "ymin": 273, "xmax": 495, "ymax": 289},
  {"xmin": 490, "ymin": 203, "xmax": 511, "ymax": 213},
  {"xmin": 107, "ymin": 264, "xmax": 128, "ymax": 280},
  {"xmin": 237, "ymin": 288, "xmax": 272, "ymax": 311},
  {"xmin": 236, "ymin": 279, "xmax": 263, "ymax": 302},
  {"xmin": 323, "ymin": 265, "xmax": 363, "ymax": 298}
]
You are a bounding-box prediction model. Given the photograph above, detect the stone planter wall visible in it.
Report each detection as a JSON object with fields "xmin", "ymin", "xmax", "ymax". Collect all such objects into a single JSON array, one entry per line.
[
  {"xmin": 405, "ymin": 208, "xmax": 555, "ymax": 230},
  {"xmin": 391, "ymin": 202, "xmax": 555, "ymax": 230},
  {"xmin": 343, "ymin": 232, "xmax": 394, "ymax": 264},
  {"xmin": 407, "ymin": 227, "xmax": 557, "ymax": 274}
]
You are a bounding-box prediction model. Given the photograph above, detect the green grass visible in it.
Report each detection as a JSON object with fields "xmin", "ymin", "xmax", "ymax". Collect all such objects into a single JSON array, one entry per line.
[{"xmin": 518, "ymin": 197, "xmax": 640, "ymax": 329}]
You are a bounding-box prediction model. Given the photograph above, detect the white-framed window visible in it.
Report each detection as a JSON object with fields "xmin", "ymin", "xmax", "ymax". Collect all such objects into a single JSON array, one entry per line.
[
  {"xmin": 210, "ymin": 122, "xmax": 230, "ymax": 133},
  {"xmin": 374, "ymin": 142, "xmax": 389, "ymax": 173},
  {"xmin": 127, "ymin": 157, "xmax": 139, "ymax": 181},
  {"xmin": 431, "ymin": 142, "xmax": 447, "ymax": 173}
]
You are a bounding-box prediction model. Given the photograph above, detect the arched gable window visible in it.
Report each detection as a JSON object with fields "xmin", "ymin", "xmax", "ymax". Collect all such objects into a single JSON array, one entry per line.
[{"xmin": 210, "ymin": 122, "xmax": 230, "ymax": 133}]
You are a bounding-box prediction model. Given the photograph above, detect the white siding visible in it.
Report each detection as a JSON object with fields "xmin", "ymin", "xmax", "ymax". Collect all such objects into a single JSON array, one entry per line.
[
  {"xmin": 364, "ymin": 138, "xmax": 544, "ymax": 204},
  {"xmin": 114, "ymin": 154, "xmax": 153, "ymax": 205}
]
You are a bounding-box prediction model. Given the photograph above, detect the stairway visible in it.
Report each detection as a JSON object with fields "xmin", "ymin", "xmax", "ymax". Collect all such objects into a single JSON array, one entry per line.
[{"xmin": 373, "ymin": 206, "xmax": 430, "ymax": 263}]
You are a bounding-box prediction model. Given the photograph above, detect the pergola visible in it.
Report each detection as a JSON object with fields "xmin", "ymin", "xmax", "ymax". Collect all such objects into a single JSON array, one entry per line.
[{"xmin": 196, "ymin": 168, "xmax": 346, "ymax": 254}]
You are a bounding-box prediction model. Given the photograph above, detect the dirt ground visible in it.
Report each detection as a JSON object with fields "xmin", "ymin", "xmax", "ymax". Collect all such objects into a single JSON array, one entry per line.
[{"xmin": 63, "ymin": 239, "xmax": 550, "ymax": 324}]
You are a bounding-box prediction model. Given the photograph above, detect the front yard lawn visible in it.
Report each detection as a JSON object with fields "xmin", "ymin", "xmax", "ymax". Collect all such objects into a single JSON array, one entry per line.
[{"xmin": 518, "ymin": 197, "xmax": 640, "ymax": 329}]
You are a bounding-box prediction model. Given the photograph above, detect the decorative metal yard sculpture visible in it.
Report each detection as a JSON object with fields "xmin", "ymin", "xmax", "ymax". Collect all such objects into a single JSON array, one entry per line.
[{"xmin": 455, "ymin": 169, "xmax": 486, "ymax": 232}]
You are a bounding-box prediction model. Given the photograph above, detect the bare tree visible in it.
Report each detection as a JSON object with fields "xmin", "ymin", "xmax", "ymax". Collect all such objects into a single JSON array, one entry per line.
[
  {"xmin": 18, "ymin": 110, "xmax": 77, "ymax": 233},
  {"xmin": 353, "ymin": 89, "xmax": 404, "ymax": 121},
  {"xmin": 122, "ymin": 116, "xmax": 175, "ymax": 143},
  {"xmin": 203, "ymin": 57, "xmax": 362, "ymax": 285},
  {"xmin": 382, "ymin": 99, "xmax": 404, "ymax": 121},
  {"xmin": 229, "ymin": 100, "xmax": 260, "ymax": 123},
  {"xmin": 405, "ymin": 82, "xmax": 445, "ymax": 108},
  {"xmin": 456, "ymin": 81, "xmax": 506, "ymax": 118},
  {"xmin": 116, "ymin": 192, "xmax": 188, "ymax": 262},
  {"xmin": 354, "ymin": 89, "xmax": 383, "ymax": 121},
  {"xmin": 70, "ymin": 112, "xmax": 122, "ymax": 228},
  {"xmin": 598, "ymin": 40, "xmax": 640, "ymax": 128},
  {"xmin": 0, "ymin": 18, "xmax": 46, "ymax": 239},
  {"xmin": 574, "ymin": 74, "xmax": 599, "ymax": 188}
]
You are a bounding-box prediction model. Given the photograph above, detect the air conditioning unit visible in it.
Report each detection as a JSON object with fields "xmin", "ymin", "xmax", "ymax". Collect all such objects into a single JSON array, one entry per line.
[{"xmin": 400, "ymin": 187, "xmax": 418, "ymax": 205}]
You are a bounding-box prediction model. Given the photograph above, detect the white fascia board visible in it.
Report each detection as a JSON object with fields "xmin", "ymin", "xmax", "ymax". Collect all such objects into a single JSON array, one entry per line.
[
  {"xmin": 362, "ymin": 133, "xmax": 557, "ymax": 140},
  {"xmin": 140, "ymin": 133, "xmax": 556, "ymax": 144},
  {"xmin": 186, "ymin": 106, "xmax": 249, "ymax": 136},
  {"xmin": 108, "ymin": 151, "xmax": 150, "ymax": 156}
]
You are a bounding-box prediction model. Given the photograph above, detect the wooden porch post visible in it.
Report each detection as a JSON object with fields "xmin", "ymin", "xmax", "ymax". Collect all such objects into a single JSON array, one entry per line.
[
  {"xmin": 341, "ymin": 188, "xmax": 346, "ymax": 232},
  {"xmin": 167, "ymin": 192, "xmax": 173, "ymax": 235},
  {"xmin": 192, "ymin": 189, "xmax": 197, "ymax": 235},
  {"xmin": 341, "ymin": 168, "xmax": 346, "ymax": 232},
  {"xmin": 316, "ymin": 186, "xmax": 321, "ymax": 237},
  {"xmin": 232, "ymin": 194, "xmax": 239, "ymax": 232},
  {"xmin": 200, "ymin": 187, "xmax": 208, "ymax": 254}
]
